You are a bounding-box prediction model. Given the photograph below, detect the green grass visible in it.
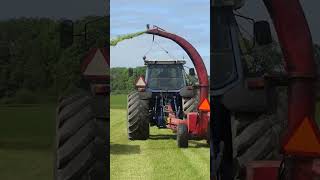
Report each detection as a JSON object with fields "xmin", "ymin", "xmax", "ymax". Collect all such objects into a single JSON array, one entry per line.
[
  {"xmin": 110, "ymin": 100, "xmax": 210, "ymax": 180},
  {"xmin": 110, "ymin": 31, "xmax": 146, "ymax": 46},
  {"xmin": 0, "ymin": 104, "xmax": 55, "ymax": 180},
  {"xmin": 111, "ymin": 94, "xmax": 128, "ymax": 109},
  {"xmin": 2, "ymin": 95, "xmax": 316, "ymax": 180}
]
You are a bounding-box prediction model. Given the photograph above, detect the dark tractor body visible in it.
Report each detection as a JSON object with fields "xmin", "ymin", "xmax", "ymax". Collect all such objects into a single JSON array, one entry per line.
[
  {"xmin": 211, "ymin": 1, "xmax": 320, "ymax": 179},
  {"xmin": 127, "ymin": 60, "xmax": 199, "ymax": 145},
  {"xmin": 145, "ymin": 60, "xmax": 192, "ymax": 128},
  {"xmin": 126, "ymin": 26, "xmax": 210, "ymax": 148},
  {"xmin": 149, "ymin": 91, "xmax": 183, "ymax": 128},
  {"xmin": 55, "ymin": 18, "xmax": 109, "ymax": 180}
]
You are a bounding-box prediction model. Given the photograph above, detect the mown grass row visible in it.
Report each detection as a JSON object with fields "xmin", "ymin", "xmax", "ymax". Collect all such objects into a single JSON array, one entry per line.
[
  {"xmin": 0, "ymin": 104, "xmax": 55, "ymax": 180},
  {"xmin": 0, "ymin": 94, "xmax": 318, "ymax": 180},
  {"xmin": 110, "ymin": 94, "xmax": 210, "ymax": 180}
]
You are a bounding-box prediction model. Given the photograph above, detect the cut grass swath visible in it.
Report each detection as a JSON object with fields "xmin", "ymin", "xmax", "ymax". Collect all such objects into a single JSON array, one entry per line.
[
  {"xmin": 110, "ymin": 31, "xmax": 146, "ymax": 46},
  {"xmin": 110, "ymin": 95, "xmax": 210, "ymax": 180}
]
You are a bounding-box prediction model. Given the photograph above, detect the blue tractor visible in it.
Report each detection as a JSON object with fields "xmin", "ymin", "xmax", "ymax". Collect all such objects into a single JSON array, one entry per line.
[{"xmin": 127, "ymin": 60, "xmax": 199, "ymax": 147}]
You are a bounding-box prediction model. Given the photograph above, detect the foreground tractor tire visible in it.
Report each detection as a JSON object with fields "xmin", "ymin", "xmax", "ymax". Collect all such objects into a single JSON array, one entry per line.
[
  {"xmin": 127, "ymin": 91, "xmax": 150, "ymax": 140},
  {"xmin": 177, "ymin": 124, "xmax": 189, "ymax": 148},
  {"xmin": 55, "ymin": 92, "xmax": 108, "ymax": 180},
  {"xmin": 232, "ymin": 89, "xmax": 287, "ymax": 179}
]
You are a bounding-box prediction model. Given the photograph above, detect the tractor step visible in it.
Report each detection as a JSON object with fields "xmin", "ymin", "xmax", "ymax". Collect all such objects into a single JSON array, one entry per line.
[{"xmin": 246, "ymin": 161, "xmax": 280, "ymax": 180}]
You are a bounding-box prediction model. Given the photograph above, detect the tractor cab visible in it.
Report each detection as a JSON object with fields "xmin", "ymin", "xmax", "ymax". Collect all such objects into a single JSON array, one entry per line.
[
  {"xmin": 212, "ymin": 7, "xmax": 277, "ymax": 113},
  {"xmin": 137, "ymin": 60, "xmax": 198, "ymax": 128},
  {"xmin": 126, "ymin": 26, "xmax": 209, "ymax": 148},
  {"xmin": 144, "ymin": 60, "xmax": 187, "ymax": 92}
]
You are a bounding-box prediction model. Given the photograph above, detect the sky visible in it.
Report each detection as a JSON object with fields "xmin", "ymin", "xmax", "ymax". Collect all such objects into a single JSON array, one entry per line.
[
  {"xmin": 110, "ymin": 0, "xmax": 210, "ymax": 71},
  {"xmin": 110, "ymin": 0, "xmax": 319, "ymax": 69},
  {"xmin": 0, "ymin": 0, "xmax": 319, "ymax": 68}
]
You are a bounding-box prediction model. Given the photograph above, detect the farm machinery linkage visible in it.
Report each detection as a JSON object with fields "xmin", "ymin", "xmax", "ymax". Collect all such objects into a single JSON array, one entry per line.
[
  {"xmin": 211, "ymin": 0, "xmax": 320, "ymax": 180},
  {"xmin": 127, "ymin": 26, "xmax": 210, "ymax": 148}
]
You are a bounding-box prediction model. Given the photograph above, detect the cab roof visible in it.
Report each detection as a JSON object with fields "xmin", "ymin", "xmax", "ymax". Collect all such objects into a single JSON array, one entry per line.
[{"xmin": 144, "ymin": 60, "xmax": 186, "ymax": 65}]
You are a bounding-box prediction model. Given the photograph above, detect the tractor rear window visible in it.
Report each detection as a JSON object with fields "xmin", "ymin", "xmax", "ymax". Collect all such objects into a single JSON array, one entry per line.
[{"xmin": 146, "ymin": 64, "xmax": 185, "ymax": 90}]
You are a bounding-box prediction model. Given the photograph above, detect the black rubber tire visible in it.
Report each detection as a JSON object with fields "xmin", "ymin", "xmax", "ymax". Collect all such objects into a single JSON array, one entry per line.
[
  {"xmin": 182, "ymin": 90, "xmax": 199, "ymax": 115},
  {"xmin": 231, "ymin": 88, "xmax": 287, "ymax": 179},
  {"xmin": 177, "ymin": 124, "xmax": 189, "ymax": 148},
  {"xmin": 127, "ymin": 91, "xmax": 150, "ymax": 140},
  {"xmin": 55, "ymin": 92, "xmax": 108, "ymax": 180}
]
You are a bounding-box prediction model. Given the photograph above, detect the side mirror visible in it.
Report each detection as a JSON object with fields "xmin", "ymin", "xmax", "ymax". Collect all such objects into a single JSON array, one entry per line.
[
  {"xmin": 128, "ymin": 68, "xmax": 133, "ymax": 77},
  {"xmin": 254, "ymin": 21, "xmax": 272, "ymax": 45},
  {"xmin": 60, "ymin": 20, "xmax": 74, "ymax": 48},
  {"xmin": 0, "ymin": 42, "xmax": 10, "ymax": 58},
  {"xmin": 189, "ymin": 68, "xmax": 195, "ymax": 76}
]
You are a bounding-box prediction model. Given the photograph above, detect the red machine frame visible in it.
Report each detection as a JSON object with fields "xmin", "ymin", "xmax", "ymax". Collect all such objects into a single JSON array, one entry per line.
[
  {"xmin": 144, "ymin": 27, "xmax": 210, "ymax": 138},
  {"xmin": 260, "ymin": 0, "xmax": 320, "ymax": 179}
]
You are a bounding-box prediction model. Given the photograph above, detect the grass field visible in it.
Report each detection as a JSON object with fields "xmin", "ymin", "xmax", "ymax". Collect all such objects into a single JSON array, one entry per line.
[
  {"xmin": 0, "ymin": 95, "xmax": 318, "ymax": 180},
  {"xmin": 110, "ymin": 95, "xmax": 210, "ymax": 180},
  {"xmin": 0, "ymin": 104, "xmax": 55, "ymax": 180},
  {"xmin": 111, "ymin": 94, "xmax": 128, "ymax": 109}
]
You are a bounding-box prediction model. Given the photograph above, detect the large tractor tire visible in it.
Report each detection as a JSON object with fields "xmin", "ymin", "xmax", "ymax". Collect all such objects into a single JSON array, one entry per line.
[
  {"xmin": 55, "ymin": 91, "xmax": 108, "ymax": 180},
  {"xmin": 232, "ymin": 89, "xmax": 287, "ymax": 179},
  {"xmin": 177, "ymin": 124, "xmax": 189, "ymax": 148},
  {"xmin": 127, "ymin": 91, "xmax": 150, "ymax": 140}
]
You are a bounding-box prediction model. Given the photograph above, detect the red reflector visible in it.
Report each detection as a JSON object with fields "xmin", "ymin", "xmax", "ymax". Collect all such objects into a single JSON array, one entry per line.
[
  {"xmin": 247, "ymin": 78, "xmax": 265, "ymax": 89},
  {"xmin": 93, "ymin": 84, "xmax": 108, "ymax": 94},
  {"xmin": 283, "ymin": 117, "xmax": 320, "ymax": 157},
  {"xmin": 198, "ymin": 98, "xmax": 210, "ymax": 112},
  {"xmin": 136, "ymin": 76, "xmax": 146, "ymax": 87}
]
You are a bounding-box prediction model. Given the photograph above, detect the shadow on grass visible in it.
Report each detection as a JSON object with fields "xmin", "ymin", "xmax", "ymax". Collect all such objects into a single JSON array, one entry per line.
[
  {"xmin": 149, "ymin": 134, "xmax": 209, "ymax": 148},
  {"xmin": 110, "ymin": 144, "xmax": 140, "ymax": 154},
  {"xmin": 189, "ymin": 141, "xmax": 209, "ymax": 148},
  {"xmin": 149, "ymin": 134, "xmax": 176, "ymax": 140}
]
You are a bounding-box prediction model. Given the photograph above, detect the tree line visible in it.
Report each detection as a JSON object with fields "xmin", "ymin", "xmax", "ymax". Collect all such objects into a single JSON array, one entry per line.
[
  {"xmin": 0, "ymin": 17, "xmax": 319, "ymax": 103},
  {"xmin": 110, "ymin": 66, "xmax": 146, "ymax": 94},
  {"xmin": 0, "ymin": 16, "xmax": 108, "ymax": 104}
]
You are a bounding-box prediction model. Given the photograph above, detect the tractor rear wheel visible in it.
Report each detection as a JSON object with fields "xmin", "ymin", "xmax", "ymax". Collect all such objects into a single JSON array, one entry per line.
[
  {"xmin": 55, "ymin": 91, "xmax": 108, "ymax": 180},
  {"xmin": 127, "ymin": 91, "xmax": 150, "ymax": 140},
  {"xmin": 177, "ymin": 124, "xmax": 189, "ymax": 148},
  {"xmin": 232, "ymin": 89, "xmax": 287, "ymax": 179}
]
